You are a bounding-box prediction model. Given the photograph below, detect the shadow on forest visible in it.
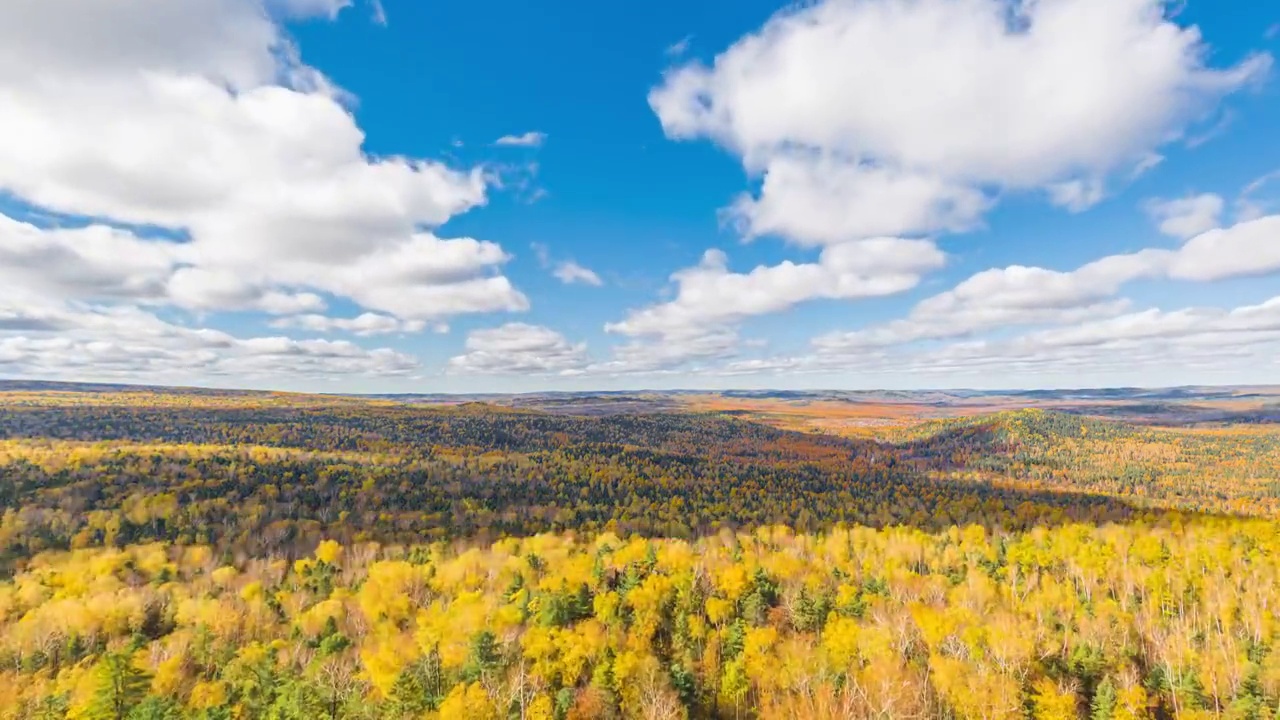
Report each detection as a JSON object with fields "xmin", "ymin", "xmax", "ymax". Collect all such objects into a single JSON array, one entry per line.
[{"xmin": 0, "ymin": 402, "xmax": 1256, "ymax": 567}]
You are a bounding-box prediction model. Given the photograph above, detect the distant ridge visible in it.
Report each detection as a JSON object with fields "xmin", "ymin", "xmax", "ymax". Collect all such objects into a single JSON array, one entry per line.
[{"xmin": 2, "ymin": 378, "xmax": 1278, "ymax": 408}]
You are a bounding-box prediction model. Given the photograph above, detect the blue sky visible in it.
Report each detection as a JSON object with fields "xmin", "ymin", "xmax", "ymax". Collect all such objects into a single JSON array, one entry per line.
[{"xmin": 0, "ymin": 0, "xmax": 1278, "ymax": 392}]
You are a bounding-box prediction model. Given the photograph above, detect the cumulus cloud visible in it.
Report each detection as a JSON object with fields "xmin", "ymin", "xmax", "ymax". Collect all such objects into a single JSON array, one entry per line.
[
  {"xmin": 0, "ymin": 0, "xmax": 527, "ymax": 346},
  {"xmin": 608, "ymin": 239, "xmax": 945, "ymax": 341},
  {"xmin": 651, "ymin": 0, "xmax": 1270, "ymax": 244},
  {"xmin": 552, "ymin": 261, "xmax": 604, "ymax": 287},
  {"xmin": 1146, "ymin": 193, "xmax": 1226, "ymax": 239},
  {"xmin": 1236, "ymin": 170, "xmax": 1280, "ymax": 222},
  {"xmin": 494, "ymin": 131, "xmax": 548, "ymax": 147},
  {"xmin": 713, "ymin": 291, "xmax": 1280, "ymax": 386},
  {"xmin": 815, "ymin": 213, "xmax": 1280, "ymax": 354},
  {"xmin": 1164, "ymin": 214, "xmax": 1280, "ymax": 281},
  {"xmin": 728, "ymin": 153, "xmax": 991, "ymax": 245},
  {"xmin": 0, "ymin": 215, "xmax": 177, "ymax": 304},
  {"xmin": 665, "ymin": 35, "xmax": 693, "ymax": 58},
  {"xmin": 0, "ymin": 304, "xmax": 419, "ymax": 383},
  {"xmin": 893, "ymin": 296, "xmax": 1280, "ymax": 381},
  {"xmin": 270, "ymin": 313, "xmax": 438, "ymax": 337},
  {"xmin": 448, "ymin": 324, "xmax": 589, "ymax": 375},
  {"xmin": 1015, "ymin": 301, "xmax": 1280, "ymax": 351},
  {"xmin": 600, "ymin": 0, "xmax": 1272, "ymax": 383},
  {"xmin": 1047, "ymin": 177, "xmax": 1108, "ymax": 213},
  {"xmin": 589, "ymin": 331, "xmax": 742, "ymax": 377},
  {"xmin": 531, "ymin": 243, "xmax": 604, "ymax": 287},
  {"xmin": 601, "ymin": 238, "xmax": 944, "ymax": 374}
]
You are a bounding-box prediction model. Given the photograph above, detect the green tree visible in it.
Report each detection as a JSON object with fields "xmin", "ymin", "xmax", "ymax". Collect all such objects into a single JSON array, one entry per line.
[
  {"xmin": 388, "ymin": 649, "xmax": 446, "ymax": 716},
  {"xmin": 264, "ymin": 678, "xmax": 324, "ymax": 720},
  {"xmin": 86, "ymin": 653, "xmax": 151, "ymax": 720},
  {"xmin": 461, "ymin": 630, "xmax": 501, "ymax": 683},
  {"xmin": 1091, "ymin": 677, "xmax": 1117, "ymax": 720},
  {"xmin": 126, "ymin": 696, "xmax": 183, "ymax": 720}
]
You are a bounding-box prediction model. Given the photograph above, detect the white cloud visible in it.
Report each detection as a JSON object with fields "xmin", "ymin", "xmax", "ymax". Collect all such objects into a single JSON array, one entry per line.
[
  {"xmin": 1047, "ymin": 177, "xmax": 1107, "ymax": 212},
  {"xmin": 608, "ymin": 239, "xmax": 945, "ymax": 341},
  {"xmin": 1185, "ymin": 109, "xmax": 1236, "ymax": 149},
  {"xmin": 0, "ymin": 0, "xmax": 527, "ymax": 348},
  {"xmin": 0, "ymin": 0, "xmax": 285, "ymax": 90},
  {"xmin": 531, "ymin": 243, "xmax": 604, "ymax": 287},
  {"xmin": 553, "ymin": 261, "xmax": 604, "ymax": 287},
  {"xmin": 1237, "ymin": 169, "xmax": 1280, "ymax": 222},
  {"xmin": 714, "ymin": 291, "xmax": 1280, "ymax": 385},
  {"xmin": 651, "ymin": 0, "xmax": 1270, "ymax": 244},
  {"xmin": 816, "ymin": 211, "xmax": 1280, "ymax": 354},
  {"xmin": 1164, "ymin": 214, "xmax": 1280, "ymax": 281},
  {"xmin": 589, "ymin": 330, "xmax": 741, "ymax": 376},
  {"xmin": 494, "ymin": 131, "xmax": 548, "ymax": 148},
  {"xmin": 449, "ymin": 323, "xmax": 589, "ymax": 375},
  {"xmin": 0, "ymin": 215, "xmax": 176, "ymax": 303},
  {"xmin": 666, "ymin": 35, "xmax": 693, "ymax": 58},
  {"xmin": 728, "ymin": 152, "xmax": 991, "ymax": 245},
  {"xmin": 602, "ymin": 237, "xmax": 944, "ymax": 375},
  {"xmin": 1146, "ymin": 193, "xmax": 1225, "ymax": 238},
  {"xmin": 0, "ymin": 304, "xmax": 419, "ymax": 383},
  {"xmin": 164, "ymin": 267, "xmax": 329, "ymax": 316},
  {"xmin": 1017, "ymin": 302, "xmax": 1280, "ymax": 350},
  {"xmin": 714, "ymin": 356, "xmax": 807, "ymax": 376},
  {"xmin": 813, "ymin": 259, "xmax": 1149, "ymax": 353},
  {"xmin": 900, "ymin": 296, "xmax": 1280, "ymax": 379},
  {"xmin": 531, "ymin": 242, "xmax": 552, "ymax": 266},
  {"xmin": 270, "ymin": 313, "xmax": 436, "ymax": 336},
  {"xmin": 301, "ymin": 234, "xmax": 528, "ymax": 320}
]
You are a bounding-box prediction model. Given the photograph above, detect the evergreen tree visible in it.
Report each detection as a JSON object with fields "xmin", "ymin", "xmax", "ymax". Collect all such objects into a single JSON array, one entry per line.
[
  {"xmin": 1090, "ymin": 677, "xmax": 1117, "ymax": 720},
  {"xmin": 126, "ymin": 696, "xmax": 183, "ymax": 720},
  {"xmin": 388, "ymin": 649, "xmax": 446, "ymax": 716},
  {"xmin": 461, "ymin": 630, "xmax": 501, "ymax": 683},
  {"xmin": 86, "ymin": 653, "xmax": 151, "ymax": 720}
]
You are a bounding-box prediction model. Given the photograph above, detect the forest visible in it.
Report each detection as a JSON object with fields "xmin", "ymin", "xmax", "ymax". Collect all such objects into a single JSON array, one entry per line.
[{"xmin": 1, "ymin": 388, "xmax": 1279, "ymax": 719}]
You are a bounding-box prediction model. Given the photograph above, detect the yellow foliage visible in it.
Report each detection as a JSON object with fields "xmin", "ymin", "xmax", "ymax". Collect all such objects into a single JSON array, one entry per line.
[
  {"xmin": 182, "ymin": 546, "xmax": 214, "ymax": 571},
  {"xmin": 295, "ymin": 598, "xmax": 345, "ymax": 636},
  {"xmin": 239, "ymin": 581, "xmax": 264, "ymax": 603},
  {"xmin": 611, "ymin": 538, "xmax": 651, "ymax": 569},
  {"xmin": 189, "ymin": 680, "xmax": 228, "ymax": 710},
  {"xmin": 211, "ymin": 566, "xmax": 238, "ymax": 587},
  {"xmin": 437, "ymin": 682, "xmax": 498, "ymax": 720},
  {"xmin": 743, "ymin": 626, "xmax": 779, "ymax": 684},
  {"xmin": 822, "ymin": 616, "xmax": 861, "ymax": 669},
  {"xmin": 705, "ymin": 596, "xmax": 733, "ymax": 625},
  {"xmin": 356, "ymin": 560, "xmax": 426, "ymax": 624},
  {"xmin": 151, "ymin": 654, "xmax": 186, "ymax": 696},
  {"xmin": 360, "ymin": 628, "xmax": 421, "ymax": 697},
  {"xmin": 527, "ymin": 693, "xmax": 556, "ymax": 720},
  {"xmin": 314, "ymin": 539, "xmax": 344, "ymax": 566},
  {"xmin": 416, "ymin": 590, "xmax": 493, "ymax": 671},
  {"xmin": 716, "ymin": 563, "xmax": 751, "ymax": 602},
  {"xmin": 1030, "ymin": 678, "xmax": 1077, "ymax": 720},
  {"xmin": 626, "ymin": 573, "xmax": 674, "ymax": 639},
  {"xmin": 5, "ymin": 514, "xmax": 1280, "ymax": 719},
  {"xmin": 593, "ymin": 590, "xmax": 621, "ymax": 624}
]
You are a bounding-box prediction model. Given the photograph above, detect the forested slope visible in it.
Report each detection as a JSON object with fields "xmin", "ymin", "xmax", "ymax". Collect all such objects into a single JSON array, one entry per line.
[
  {"xmin": 1, "ymin": 391, "xmax": 1279, "ymax": 719},
  {"xmin": 0, "ymin": 398, "xmax": 1225, "ymax": 566}
]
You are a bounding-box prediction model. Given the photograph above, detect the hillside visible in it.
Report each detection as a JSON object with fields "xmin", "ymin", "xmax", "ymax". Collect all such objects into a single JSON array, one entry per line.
[
  {"xmin": 2, "ymin": 389, "xmax": 1280, "ymax": 719},
  {"xmin": 896, "ymin": 409, "xmax": 1280, "ymax": 516},
  {"xmin": 0, "ymin": 396, "xmax": 1158, "ymax": 567}
]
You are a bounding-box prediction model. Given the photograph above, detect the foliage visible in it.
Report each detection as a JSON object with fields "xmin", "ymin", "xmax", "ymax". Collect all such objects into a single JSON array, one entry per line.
[
  {"xmin": 0, "ymin": 521, "xmax": 1277, "ymax": 718},
  {"xmin": 1, "ymin": 390, "xmax": 1280, "ymax": 718}
]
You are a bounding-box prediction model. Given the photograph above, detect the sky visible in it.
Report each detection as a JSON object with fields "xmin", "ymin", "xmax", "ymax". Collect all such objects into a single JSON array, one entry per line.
[{"xmin": 1, "ymin": 0, "xmax": 1279, "ymax": 394}]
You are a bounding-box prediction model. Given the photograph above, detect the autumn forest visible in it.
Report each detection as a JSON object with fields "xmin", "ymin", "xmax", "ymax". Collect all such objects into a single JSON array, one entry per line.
[{"xmin": 2, "ymin": 386, "xmax": 1280, "ymax": 720}]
